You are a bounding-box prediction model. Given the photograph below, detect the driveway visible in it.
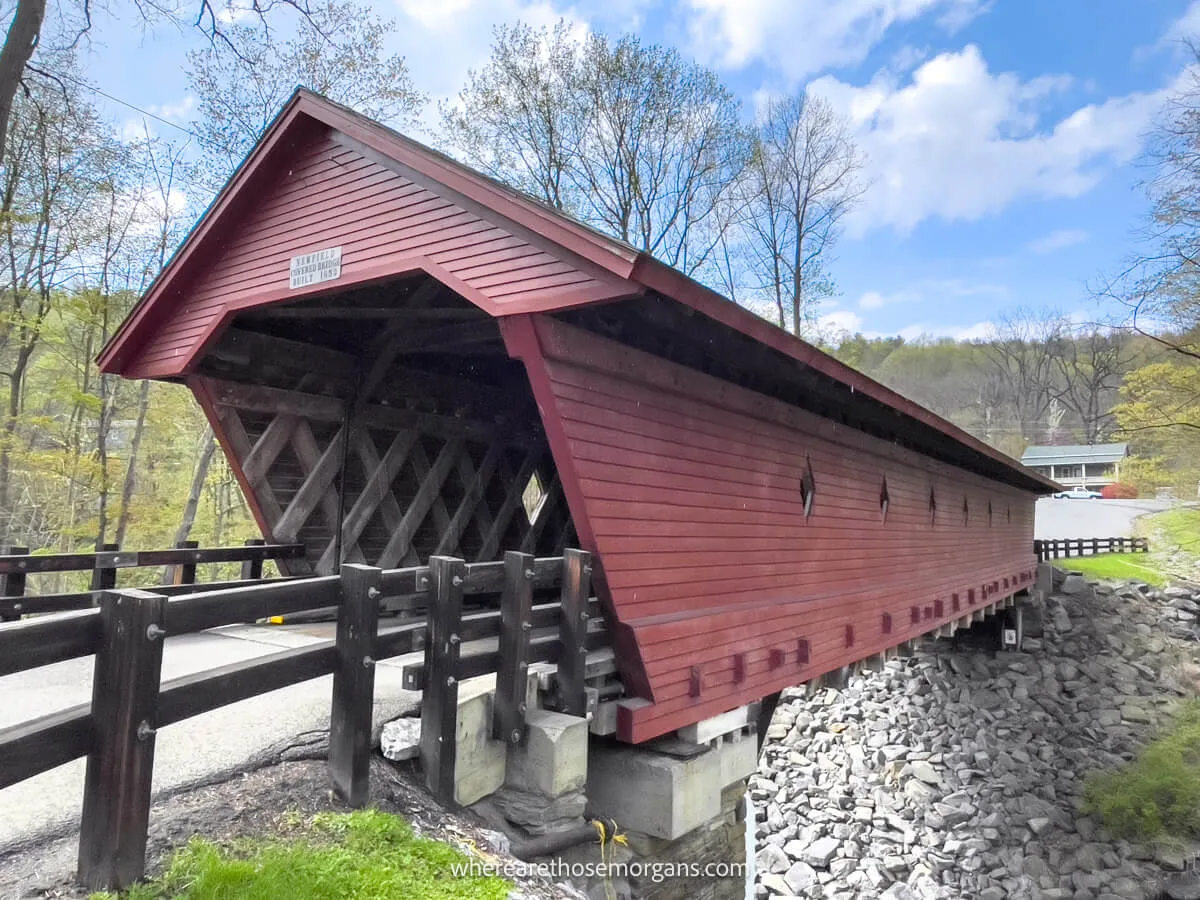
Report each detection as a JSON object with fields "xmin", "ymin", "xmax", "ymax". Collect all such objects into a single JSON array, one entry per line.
[
  {"xmin": 1034, "ymin": 497, "xmax": 1175, "ymax": 540},
  {"xmin": 0, "ymin": 622, "xmax": 422, "ymax": 854}
]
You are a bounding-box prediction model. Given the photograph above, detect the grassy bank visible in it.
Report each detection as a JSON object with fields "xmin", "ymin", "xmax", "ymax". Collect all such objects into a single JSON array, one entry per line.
[
  {"xmin": 1060, "ymin": 553, "xmax": 1168, "ymax": 587},
  {"xmin": 92, "ymin": 810, "xmax": 511, "ymax": 900},
  {"xmin": 1085, "ymin": 700, "xmax": 1200, "ymax": 841},
  {"xmin": 1141, "ymin": 506, "xmax": 1200, "ymax": 557}
]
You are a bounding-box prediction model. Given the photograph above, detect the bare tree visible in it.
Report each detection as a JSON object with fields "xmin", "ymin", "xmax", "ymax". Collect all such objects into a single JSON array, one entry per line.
[
  {"xmin": 981, "ymin": 309, "xmax": 1066, "ymax": 444},
  {"xmin": 440, "ymin": 22, "xmax": 581, "ymax": 211},
  {"xmin": 440, "ymin": 23, "xmax": 749, "ymax": 277},
  {"xmin": 0, "ymin": 0, "xmax": 327, "ymax": 161},
  {"xmin": 1049, "ymin": 327, "xmax": 1134, "ymax": 443},
  {"xmin": 737, "ymin": 92, "xmax": 865, "ymax": 335},
  {"xmin": 187, "ymin": 0, "xmax": 424, "ymax": 190}
]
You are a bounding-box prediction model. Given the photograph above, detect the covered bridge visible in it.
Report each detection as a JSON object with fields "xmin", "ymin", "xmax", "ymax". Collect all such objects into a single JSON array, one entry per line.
[{"xmin": 99, "ymin": 90, "xmax": 1056, "ymax": 744}]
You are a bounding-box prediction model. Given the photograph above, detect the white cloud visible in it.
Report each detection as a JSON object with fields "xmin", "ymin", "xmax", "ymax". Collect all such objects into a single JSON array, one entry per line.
[
  {"xmin": 895, "ymin": 320, "xmax": 994, "ymax": 341},
  {"xmin": 1166, "ymin": 1, "xmax": 1200, "ymax": 42},
  {"xmin": 816, "ymin": 309, "xmax": 865, "ymax": 337},
  {"xmin": 810, "ymin": 45, "xmax": 1178, "ymax": 233},
  {"xmin": 683, "ymin": 0, "xmax": 986, "ymax": 81},
  {"xmin": 858, "ymin": 289, "xmax": 917, "ymax": 309},
  {"xmin": 1026, "ymin": 228, "xmax": 1089, "ymax": 254}
]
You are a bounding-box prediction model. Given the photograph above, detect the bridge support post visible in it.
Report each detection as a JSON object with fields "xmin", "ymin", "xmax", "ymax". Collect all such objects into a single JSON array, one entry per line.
[
  {"xmin": 420, "ymin": 556, "xmax": 467, "ymax": 805},
  {"xmin": 77, "ymin": 589, "xmax": 167, "ymax": 892},
  {"xmin": 0, "ymin": 545, "xmax": 28, "ymax": 622},
  {"xmin": 329, "ymin": 563, "xmax": 381, "ymax": 807}
]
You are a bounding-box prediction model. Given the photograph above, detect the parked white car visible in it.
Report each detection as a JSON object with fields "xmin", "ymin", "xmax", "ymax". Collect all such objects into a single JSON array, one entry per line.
[{"xmin": 1052, "ymin": 487, "xmax": 1102, "ymax": 499}]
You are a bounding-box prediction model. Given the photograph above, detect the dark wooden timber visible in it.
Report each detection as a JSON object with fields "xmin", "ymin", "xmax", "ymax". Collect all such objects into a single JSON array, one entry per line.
[
  {"xmin": 0, "ymin": 543, "xmax": 303, "ymax": 575},
  {"xmin": 241, "ymin": 538, "xmax": 266, "ymax": 580},
  {"xmin": 0, "ymin": 703, "xmax": 92, "ymax": 790},
  {"xmin": 0, "ymin": 611, "xmax": 102, "ymax": 676},
  {"xmin": 77, "ymin": 589, "xmax": 167, "ymax": 891},
  {"xmin": 0, "ymin": 545, "xmax": 27, "ymax": 622},
  {"xmin": 556, "ymin": 549, "xmax": 592, "ymax": 718},
  {"xmin": 170, "ymin": 540, "xmax": 199, "ymax": 585},
  {"xmin": 1033, "ymin": 536, "xmax": 1149, "ymax": 562},
  {"xmin": 493, "ymin": 551, "xmax": 534, "ymax": 744},
  {"xmin": 328, "ymin": 564, "xmax": 381, "ymax": 807},
  {"xmin": 420, "ymin": 556, "xmax": 466, "ymax": 805},
  {"xmin": 91, "ymin": 543, "xmax": 123, "ymax": 592},
  {"xmin": 157, "ymin": 643, "xmax": 338, "ymax": 727}
]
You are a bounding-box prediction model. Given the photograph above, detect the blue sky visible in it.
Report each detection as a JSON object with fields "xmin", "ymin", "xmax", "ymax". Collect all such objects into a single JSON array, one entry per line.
[{"xmin": 69, "ymin": 0, "xmax": 1200, "ymax": 340}]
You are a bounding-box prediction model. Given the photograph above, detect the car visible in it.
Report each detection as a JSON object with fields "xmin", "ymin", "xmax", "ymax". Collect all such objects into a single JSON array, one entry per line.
[{"xmin": 1053, "ymin": 487, "xmax": 1102, "ymax": 499}]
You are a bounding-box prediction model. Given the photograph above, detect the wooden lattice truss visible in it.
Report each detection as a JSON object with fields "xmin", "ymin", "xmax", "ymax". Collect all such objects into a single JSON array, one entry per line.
[{"xmin": 189, "ymin": 277, "xmax": 576, "ymax": 575}]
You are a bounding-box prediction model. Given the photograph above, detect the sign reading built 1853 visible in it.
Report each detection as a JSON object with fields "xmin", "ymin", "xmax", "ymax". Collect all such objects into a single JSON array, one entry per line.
[{"xmin": 289, "ymin": 246, "xmax": 343, "ymax": 290}]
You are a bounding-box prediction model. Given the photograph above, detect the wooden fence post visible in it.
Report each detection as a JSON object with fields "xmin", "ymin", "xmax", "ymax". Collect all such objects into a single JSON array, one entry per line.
[
  {"xmin": 419, "ymin": 556, "xmax": 466, "ymax": 805},
  {"xmin": 557, "ymin": 549, "xmax": 592, "ymax": 718},
  {"xmin": 241, "ymin": 538, "xmax": 266, "ymax": 580},
  {"xmin": 172, "ymin": 540, "xmax": 199, "ymax": 586},
  {"xmin": 91, "ymin": 543, "xmax": 121, "ymax": 592},
  {"xmin": 78, "ymin": 588, "xmax": 167, "ymax": 891},
  {"xmin": 493, "ymin": 551, "xmax": 534, "ymax": 744},
  {"xmin": 328, "ymin": 563, "xmax": 381, "ymax": 808},
  {"xmin": 0, "ymin": 545, "xmax": 28, "ymax": 622}
]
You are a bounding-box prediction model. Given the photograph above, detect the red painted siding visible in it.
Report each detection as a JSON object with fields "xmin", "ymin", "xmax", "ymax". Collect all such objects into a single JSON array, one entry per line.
[
  {"xmin": 126, "ymin": 129, "xmax": 631, "ymax": 378},
  {"xmin": 515, "ymin": 316, "xmax": 1038, "ymax": 742}
]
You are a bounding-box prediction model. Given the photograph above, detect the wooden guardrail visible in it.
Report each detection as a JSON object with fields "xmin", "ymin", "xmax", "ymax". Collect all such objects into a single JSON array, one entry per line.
[
  {"xmin": 1034, "ymin": 537, "xmax": 1149, "ymax": 561},
  {"xmin": 0, "ymin": 549, "xmax": 600, "ymax": 891},
  {"xmin": 0, "ymin": 540, "xmax": 306, "ymax": 620}
]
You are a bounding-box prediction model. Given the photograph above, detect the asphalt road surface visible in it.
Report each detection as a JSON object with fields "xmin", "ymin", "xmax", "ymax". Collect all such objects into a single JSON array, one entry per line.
[
  {"xmin": 0, "ymin": 622, "xmax": 423, "ymax": 853},
  {"xmin": 1033, "ymin": 497, "xmax": 1175, "ymax": 540}
]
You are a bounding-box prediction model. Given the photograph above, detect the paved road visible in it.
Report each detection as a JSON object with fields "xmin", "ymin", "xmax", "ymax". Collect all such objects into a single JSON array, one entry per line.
[
  {"xmin": 1033, "ymin": 497, "xmax": 1175, "ymax": 540},
  {"xmin": 0, "ymin": 622, "xmax": 423, "ymax": 853}
]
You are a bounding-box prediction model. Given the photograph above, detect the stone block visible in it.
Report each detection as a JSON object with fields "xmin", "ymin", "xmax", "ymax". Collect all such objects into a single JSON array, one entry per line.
[
  {"xmin": 505, "ymin": 709, "xmax": 588, "ymax": 797},
  {"xmin": 715, "ymin": 732, "xmax": 758, "ymax": 788},
  {"xmin": 423, "ymin": 674, "xmax": 506, "ymax": 806},
  {"xmin": 380, "ymin": 717, "xmax": 420, "ymax": 761},
  {"xmin": 586, "ymin": 742, "xmax": 721, "ymax": 840}
]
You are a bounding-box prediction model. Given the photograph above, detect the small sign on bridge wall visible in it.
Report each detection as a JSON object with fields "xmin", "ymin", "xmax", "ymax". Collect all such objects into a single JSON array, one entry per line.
[{"xmin": 289, "ymin": 246, "xmax": 342, "ymax": 289}]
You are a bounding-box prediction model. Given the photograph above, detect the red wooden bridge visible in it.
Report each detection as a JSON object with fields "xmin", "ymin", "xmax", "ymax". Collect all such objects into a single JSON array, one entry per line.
[{"xmin": 97, "ymin": 88, "xmax": 1056, "ymax": 746}]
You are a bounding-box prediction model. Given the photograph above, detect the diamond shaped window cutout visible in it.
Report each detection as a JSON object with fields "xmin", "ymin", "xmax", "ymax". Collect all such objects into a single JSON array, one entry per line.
[
  {"xmin": 523, "ymin": 472, "xmax": 547, "ymax": 524},
  {"xmin": 800, "ymin": 457, "xmax": 816, "ymax": 519},
  {"xmin": 879, "ymin": 476, "xmax": 890, "ymax": 523},
  {"xmin": 929, "ymin": 487, "xmax": 937, "ymax": 526},
  {"xmin": 987, "ymin": 500, "xmax": 993, "ymax": 526},
  {"xmin": 962, "ymin": 495, "xmax": 969, "ymax": 526}
]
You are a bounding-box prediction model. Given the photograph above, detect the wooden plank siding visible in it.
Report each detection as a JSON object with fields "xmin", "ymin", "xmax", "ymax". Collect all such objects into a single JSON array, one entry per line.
[
  {"xmin": 125, "ymin": 131, "xmax": 632, "ymax": 379},
  {"xmin": 507, "ymin": 315, "xmax": 1037, "ymax": 742}
]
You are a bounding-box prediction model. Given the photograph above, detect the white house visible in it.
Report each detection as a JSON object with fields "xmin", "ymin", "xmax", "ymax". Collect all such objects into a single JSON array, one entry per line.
[{"xmin": 1020, "ymin": 443, "xmax": 1129, "ymax": 491}]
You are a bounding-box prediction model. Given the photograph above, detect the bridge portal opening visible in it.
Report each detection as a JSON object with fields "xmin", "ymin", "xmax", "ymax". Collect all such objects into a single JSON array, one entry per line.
[{"xmin": 190, "ymin": 272, "xmax": 577, "ymax": 575}]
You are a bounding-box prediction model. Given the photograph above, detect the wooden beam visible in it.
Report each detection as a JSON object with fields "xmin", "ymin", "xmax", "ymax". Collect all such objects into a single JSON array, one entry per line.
[
  {"xmin": 376, "ymin": 438, "xmax": 465, "ymax": 568},
  {"xmin": 317, "ymin": 430, "xmax": 418, "ymax": 572},
  {"xmin": 216, "ymin": 405, "xmax": 286, "ymax": 533},
  {"xmin": 274, "ymin": 422, "xmax": 347, "ymax": 545},
  {"xmin": 419, "ymin": 556, "xmax": 466, "ymax": 805},
  {"xmin": 328, "ymin": 564, "xmax": 381, "ymax": 808},
  {"xmin": 436, "ymin": 443, "xmax": 502, "ymax": 557},
  {"xmin": 478, "ymin": 449, "xmax": 542, "ymax": 561},
  {"xmin": 205, "ymin": 379, "xmax": 528, "ymax": 446},
  {"xmin": 242, "ymin": 414, "xmax": 299, "ymax": 488},
  {"xmin": 247, "ymin": 306, "xmax": 485, "ymax": 321},
  {"xmin": 209, "ymin": 328, "xmax": 358, "ymax": 380}
]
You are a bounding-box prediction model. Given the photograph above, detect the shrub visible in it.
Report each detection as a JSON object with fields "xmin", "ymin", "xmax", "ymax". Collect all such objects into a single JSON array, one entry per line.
[
  {"xmin": 1101, "ymin": 483, "xmax": 1138, "ymax": 499},
  {"xmin": 1084, "ymin": 700, "xmax": 1200, "ymax": 840}
]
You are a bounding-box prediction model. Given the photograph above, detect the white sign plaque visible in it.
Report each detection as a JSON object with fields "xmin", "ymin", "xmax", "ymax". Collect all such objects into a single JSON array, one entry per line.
[{"xmin": 289, "ymin": 246, "xmax": 342, "ymax": 289}]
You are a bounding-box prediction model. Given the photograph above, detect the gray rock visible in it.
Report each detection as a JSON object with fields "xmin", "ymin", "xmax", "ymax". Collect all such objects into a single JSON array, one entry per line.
[
  {"xmin": 1165, "ymin": 874, "xmax": 1200, "ymax": 900},
  {"xmin": 379, "ymin": 717, "xmax": 421, "ymax": 761},
  {"xmin": 783, "ymin": 860, "xmax": 818, "ymax": 893},
  {"xmin": 757, "ymin": 842, "xmax": 791, "ymax": 874},
  {"xmin": 799, "ymin": 835, "xmax": 840, "ymax": 868}
]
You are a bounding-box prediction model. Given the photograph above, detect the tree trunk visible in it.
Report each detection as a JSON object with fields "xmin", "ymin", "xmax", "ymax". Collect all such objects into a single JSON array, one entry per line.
[
  {"xmin": 174, "ymin": 428, "xmax": 216, "ymax": 546},
  {"xmin": 0, "ymin": 341, "xmax": 35, "ymax": 545},
  {"xmin": 113, "ymin": 380, "xmax": 152, "ymax": 546},
  {"xmin": 0, "ymin": 0, "xmax": 46, "ymax": 159}
]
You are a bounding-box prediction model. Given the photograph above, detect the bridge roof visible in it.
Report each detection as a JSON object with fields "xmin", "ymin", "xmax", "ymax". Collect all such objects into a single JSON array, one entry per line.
[
  {"xmin": 98, "ymin": 88, "xmax": 1055, "ymax": 495},
  {"xmin": 1021, "ymin": 443, "xmax": 1129, "ymax": 466}
]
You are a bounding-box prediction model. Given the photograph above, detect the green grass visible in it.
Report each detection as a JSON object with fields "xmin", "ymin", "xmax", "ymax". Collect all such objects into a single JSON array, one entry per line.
[
  {"xmin": 1060, "ymin": 552, "xmax": 1168, "ymax": 587},
  {"xmin": 1143, "ymin": 506, "xmax": 1200, "ymax": 557},
  {"xmin": 1085, "ymin": 700, "xmax": 1200, "ymax": 841},
  {"xmin": 90, "ymin": 809, "xmax": 511, "ymax": 900}
]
